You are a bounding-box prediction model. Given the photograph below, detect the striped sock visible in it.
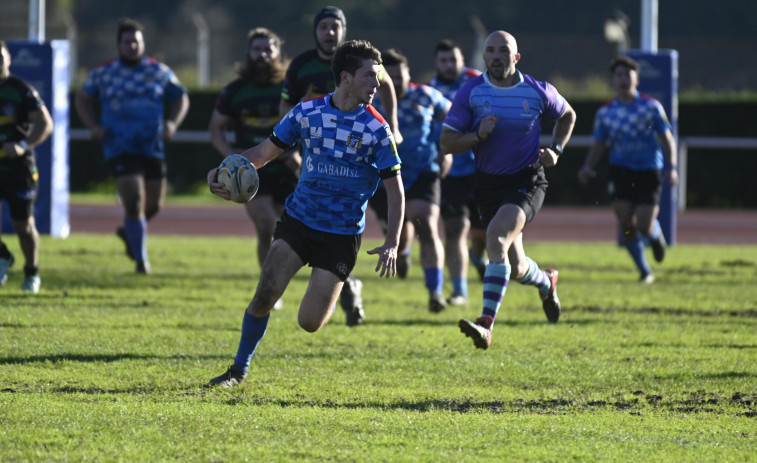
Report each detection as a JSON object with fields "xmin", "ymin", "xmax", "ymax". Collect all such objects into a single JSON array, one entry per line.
[
  {"xmin": 514, "ymin": 257, "xmax": 552, "ymax": 298},
  {"xmin": 482, "ymin": 263, "xmax": 510, "ymax": 324},
  {"xmin": 234, "ymin": 311, "xmax": 270, "ymax": 375}
]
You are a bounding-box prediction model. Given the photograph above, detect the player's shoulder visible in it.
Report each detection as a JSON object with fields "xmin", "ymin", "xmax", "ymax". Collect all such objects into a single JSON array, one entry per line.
[
  {"xmin": 289, "ymin": 49, "xmax": 320, "ymax": 68},
  {"xmin": 462, "ymin": 67, "xmax": 482, "ymax": 78},
  {"xmin": 638, "ymin": 92, "xmax": 663, "ymax": 106},
  {"xmin": 364, "ymin": 104, "xmax": 388, "ymax": 126},
  {"xmin": 221, "ymin": 77, "xmax": 247, "ymax": 94}
]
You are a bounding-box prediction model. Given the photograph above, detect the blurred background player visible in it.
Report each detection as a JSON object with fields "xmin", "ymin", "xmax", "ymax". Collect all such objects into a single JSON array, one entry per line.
[
  {"xmin": 0, "ymin": 39, "xmax": 53, "ymax": 293},
  {"xmin": 279, "ymin": 6, "xmax": 402, "ymax": 325},
  {"xmin": 442, "ymin": 31, "xmax": 576, "ymax": 349},
  {"xmin": 209, "ymin": 27, "xmax": 297, "ymax": 309},
  {"xmin": 207, "ymin": 40, "xmax": 404, "ymax": 387},
  {"xmin": 428, "ymin": 39, "xmax": 485, "ymax": 306},
  {"xmin": 75, "ymin": 18, "xmax": 189, "ymax": 274},
  {"xmin": 371, "ymin": 47, "xmax": 452, "ymax": 313},
  {"xmin": 578, "ymin": 55, "xmax": 677, "ymax": 284}
]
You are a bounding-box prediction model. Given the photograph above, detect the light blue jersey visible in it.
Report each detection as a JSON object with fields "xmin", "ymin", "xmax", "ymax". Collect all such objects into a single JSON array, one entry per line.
[
  {"xmin": 444, "ymin": 70, "xmax": 567, "ymax": 175},
  {"xmin": 592, "ymin": 91, "xmax": 671, "ymax": 171},
  {"xmin": 273, "ymin": 94, "xmax": 400, "ymax": 235},
  {"xmin": 82, "ymin": 57, "xmax": 187, "ymax": 160},
  {"xmin": 428, "ymin": 67, "xmax": 481, "ymax": 177},
  {"xmin": 374, "ymin": 83, "xmax": 449, "ymax": 188}
]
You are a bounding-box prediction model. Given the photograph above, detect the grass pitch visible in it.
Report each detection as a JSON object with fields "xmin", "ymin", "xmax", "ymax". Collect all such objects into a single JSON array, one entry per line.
[{"xmin": 0, "ymin": 234, "xmax": 755, "ymax": 462}]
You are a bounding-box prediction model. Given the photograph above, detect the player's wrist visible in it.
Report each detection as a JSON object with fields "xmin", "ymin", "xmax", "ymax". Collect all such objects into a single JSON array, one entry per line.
[
  {"xmin": 549, "ymin": 143, "xmax": 563, "ymax": 157},
  {"xmin": 16, "ymin": 140, "xmax": 30, "ymax": 152}
]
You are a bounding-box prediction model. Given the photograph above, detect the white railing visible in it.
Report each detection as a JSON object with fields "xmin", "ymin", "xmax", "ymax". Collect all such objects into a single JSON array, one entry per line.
[{"xmin": 70, "ymin": 129, "xmax": 757, "ymax": 211}]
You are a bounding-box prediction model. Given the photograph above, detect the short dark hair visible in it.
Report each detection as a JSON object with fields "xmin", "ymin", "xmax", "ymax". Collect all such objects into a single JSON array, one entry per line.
[
  {"xmin": 434, "ymin": 39, "xmax": 461, "ymax": 56},
  {"xmin": 117, "ymin": 18, "xmax": 144, "ymax": 43},
  {"xmin": 381, "ymin": 48, "xmax": 408, "ymax": 67},
  {"xmin": 332, "ymin": 39, "xmax": 382, "ymax": 84},
  {"xmin": 609, "ymin": 55, "xmax": 639, "ymax": 73}
]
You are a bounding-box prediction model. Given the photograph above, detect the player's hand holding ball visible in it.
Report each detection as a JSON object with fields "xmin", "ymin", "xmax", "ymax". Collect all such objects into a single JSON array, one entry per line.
[{"xmin": 208, "ymin": 154, "xmax": 259, "ymax": 203}]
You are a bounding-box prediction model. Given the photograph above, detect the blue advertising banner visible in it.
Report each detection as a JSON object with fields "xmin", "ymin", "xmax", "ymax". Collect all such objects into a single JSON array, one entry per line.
[
  {"xmin": 625, "ymin": 49, "xmax": 679, "ymax": 245},
  {"xmin": 2, "ymin": 40, "xmax": 70, "ymax": 238}
]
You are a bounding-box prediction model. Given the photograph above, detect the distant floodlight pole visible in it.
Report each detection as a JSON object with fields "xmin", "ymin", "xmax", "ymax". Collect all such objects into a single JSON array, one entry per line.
[
  {"xmin": 192, "ymin": 13, "xmax": 210, "ymax": 88},
  {"xmin": 641, "ymin": 0, "xmax": 658, "ymax": 52},
  {"xmin": 29, "ymin": 0, "xmax": 46, "ymax": 42}
]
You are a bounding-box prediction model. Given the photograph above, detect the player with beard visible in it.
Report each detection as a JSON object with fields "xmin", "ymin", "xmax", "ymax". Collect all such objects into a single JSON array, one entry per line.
[
  {"xmin": 75, "ymin": 18, "xmax": 189, "ymax": 274},
  {"xmin": 279, "ymin": 6, "xmax": 402, "ymax": 326},
  {"xmin": 0, "ymin": 39, "xmax": 54, "ymax": 293},
  {"xmin": 442, "ymin": 31, "xmax": 576, "ymax": 349},
  {"xmin": 209, "ymin": 28, "xmax": 297, "ymax": 309}
]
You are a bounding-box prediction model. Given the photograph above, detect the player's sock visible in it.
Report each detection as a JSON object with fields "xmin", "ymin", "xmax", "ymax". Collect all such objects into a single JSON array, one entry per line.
[
  {"xmin": 650, "ymin": 220, "xmax": 662, "ymax": 240},
  {"xmin": 514, "ymin": 256, "xmax": 551, "ymax": 298},
  {"xmin": 481, "ymin": 263, "xmax": 510, "ymax": 327},
  {"xmin": 625, "ymin": 234, "xmax": 652, "ymax": 276},
  {"xmin": 424, "ymin": 267, "xmax": 444, "ymax": 294},
  {"xmin": 124, "ymin": 218, "xmax": 148, "ymax": 263},
  {"xmin": 452, "ymin": 277, "xmax": 468, "ymax": 297},
  {"xmin": 234, "ymin": 311, "xmax": 270, "ymax": 375},
  {"xmin": 469, "ymin": 248, "xmax": 486, "ymax": 268},
  {"xmin": 24, "ymin": 265, "xmax": 39, "ymax": 277}
]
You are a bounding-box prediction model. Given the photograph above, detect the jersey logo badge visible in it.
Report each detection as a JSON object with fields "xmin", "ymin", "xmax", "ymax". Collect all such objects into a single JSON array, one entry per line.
[
  {"xmin": 346, "ymin": 134, "xmax": 362, "ymax": 150},
  {"xmin": 521, "ymin": 100, "xmax": 531, "ymax": 116}
]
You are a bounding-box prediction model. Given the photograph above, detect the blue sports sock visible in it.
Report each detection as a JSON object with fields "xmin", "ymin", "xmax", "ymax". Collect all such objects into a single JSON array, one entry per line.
[
  {"xmin": 469, "ymin": 248, "xmax": 486, "ymax": 268},
  {"xmin": 625, "ymin": 234, "xmax": 652, "ymax": 276},
  {"xmin": 424, "ymin": 267, "xmax": 444, "ymax": 294},
  {"xmin": 482, "ymin": 263, "xmax": 510, "ymax": 324},
  {"xmin": 124, "ymin": 218, "xmax": 148, "ymax": 262},
  {"xmin": 514, "ymin": 257, "xmax": 551, "ymax": 298},
  {"xmin": 452, "ymin": 277, "xmax": 468, "ymax": 297},
  {"xmin": 233, "ymin": 311, "xmax": 270, "ymax": 375},
  {"xmin": 650, "ymin": 220, "xmax": 661, "ymax": 240}
]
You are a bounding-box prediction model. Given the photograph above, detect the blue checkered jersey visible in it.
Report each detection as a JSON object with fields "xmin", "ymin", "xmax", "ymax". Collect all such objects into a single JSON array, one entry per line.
[
  {"xmin": 374, "ymin": 83, "xmax": 449, "ymax": 188},
  {"xmin": 444, "ymin": 70, "xmax": 567, "ymax": 175},
  {"xmin": 82, "ymin": 57, "xmax": 187, "ymax": 160},
  {"xmin": 592, "ymin": 92, "xmax": 671, "ymax": 171},
  {"xmin": 272, "ymin": 94, "xmax": 401, "ymax": 235},
  {"xmin": 428, "ymin": 67, "xmax": 481, "ymax": 177}
]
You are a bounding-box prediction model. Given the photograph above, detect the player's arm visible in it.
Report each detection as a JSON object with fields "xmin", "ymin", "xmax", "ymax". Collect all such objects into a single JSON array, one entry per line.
[
  {"xmin": 439, "ymin": 114, "xmax": 496, "ymax": 154},
  {"xmin": 208, "ymin": 110, "xmax": 235, "ymax": 158},
  {"xmin": 377, "ymin": 72, "xmax": 403, "ymax": 145},
  {"xmin": 27, "ymin": 105, "xmax": 54, "ymax": 148},
  {"xmin": 577, "ymin": 139, "xmax": 606, "ymax": 186},
  {"xmin": 660, "ymin": 129, "xmax": 678, "ymax": 186},
  {"xmin": 367, "ymin": 172, "xmax": 405, "ymax": 278},
  {"xmin": 207, "ymin": 138, "xmax": 285, "ymax": 200},
  {"xmin": 539, "ymin": 102, "xmax": 577, "ymax": 167},
  {"xmin": 163, "ymin": 93, "xmax": 190, "ymax": 141},
  {"xmin": 74, "ymin": 89, "xmax": 106, "ymax": 141},
  {"xmin": 0, "ymin": 105, "xmax": 53, "ymax": 159}
]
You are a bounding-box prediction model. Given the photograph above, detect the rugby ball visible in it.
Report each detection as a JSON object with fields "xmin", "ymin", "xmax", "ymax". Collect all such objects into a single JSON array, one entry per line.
[{"xmin": 217, "ymin": 154, "xmax": 259, "ymax": 203}]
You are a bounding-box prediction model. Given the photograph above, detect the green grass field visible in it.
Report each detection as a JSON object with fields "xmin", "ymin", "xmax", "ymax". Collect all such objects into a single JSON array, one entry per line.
[{"xmin": 1, "ymin": 234, "xmax": 755, "ymax": 462}]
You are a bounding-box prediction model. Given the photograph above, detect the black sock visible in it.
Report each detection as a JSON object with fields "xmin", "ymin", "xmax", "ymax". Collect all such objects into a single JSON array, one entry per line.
[{"xmin": 24, "ymin": 266, "xmax": 39, "ymax": 277}]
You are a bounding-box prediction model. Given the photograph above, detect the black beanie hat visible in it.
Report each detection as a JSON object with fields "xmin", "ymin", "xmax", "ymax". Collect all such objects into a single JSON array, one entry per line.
[{"xmin": 313, "ymin": 6, "xmax": 347, "ymax": 38}]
